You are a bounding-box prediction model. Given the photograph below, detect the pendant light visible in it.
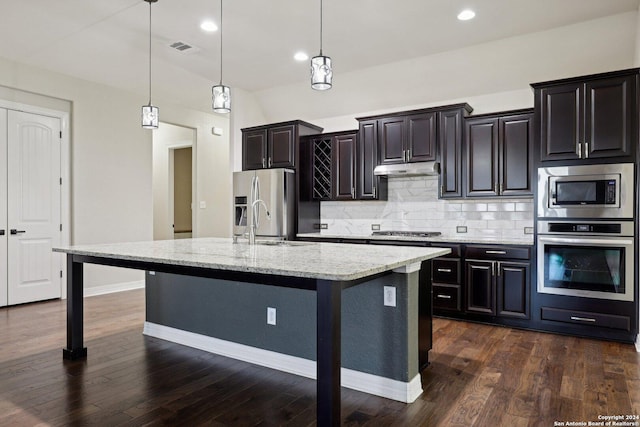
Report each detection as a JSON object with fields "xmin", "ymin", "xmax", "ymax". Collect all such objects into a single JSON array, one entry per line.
[
  {"xmin": 141, "ymin": 0, "xmax": 159, "ymax": 129},
  {"xmin": 212, "ymin": 0, "xmax": 231, "ymax": 113},
  {"xmin": 311, "ymin": 0, "xmax": 332, "ymax": 90}
]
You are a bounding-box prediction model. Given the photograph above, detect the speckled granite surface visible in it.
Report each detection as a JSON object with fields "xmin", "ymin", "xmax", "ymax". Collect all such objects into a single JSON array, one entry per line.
[
  {"xmin": 54, "ymin": 237, "xmax": 450, "ymax": 281},
  {"xmin": 297, "ymin": 232, "xmax": 534, "ymax": 246}
]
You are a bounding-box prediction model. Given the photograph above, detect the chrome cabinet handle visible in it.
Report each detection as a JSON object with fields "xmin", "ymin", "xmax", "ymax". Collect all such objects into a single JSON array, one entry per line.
[
  {"xmin": 496, "ymin": 261, "xmax": 501, "ymax": 277},
  {"xmin": 268, "ymin": 157, "xmax": 272, "ymax": 168},
  {"xmin": 570, "ymin": 316, "xmax": 596, "ymax": 323},
  {"xmin": 437, "ymin": 268, "xmax": 452, "ymax": 273},
  {"xmin": 262, "ymin": 158, "xmax": 266, "ymax": 168},
  {"xmin": 494, "ymin": 183, "xmax": 498, "ymax": 194},
  {"xmin": 499, "ymin": 183, "xmax": 503, "ymax": 195},
  {"xmin": 373, "ymin": 186, "xmax": 377, "ymax": 198},
  {"xmin": 485, "ymin": 250, "xmax": 507, "ymax": 255},
  {"xmin": 10, "ymin": 229, "xmax": 26, "ymax": 235},
  {"xmin": 351, "ymin": 187, "xmax": 355, "ymax": 198},
  {"xmin": 584, "ymin": 142, "xmax": 589, "ymax": 159},
  {"xmin": 576, "ymin": 142, "xmax": 582, "ymax": 158},
  {"xmin": 407, "ymin": 148, "xmax": 411, "ymax": 161},
  {"xmin": 436, "ymin": 294, "xmax": 452, "ymax": 299}
]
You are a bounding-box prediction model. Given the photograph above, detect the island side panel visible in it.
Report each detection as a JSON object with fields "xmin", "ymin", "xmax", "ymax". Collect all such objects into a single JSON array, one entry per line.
[{"xmin": 145, "ymin": 270, "xmax": 421, "ymax": 382}]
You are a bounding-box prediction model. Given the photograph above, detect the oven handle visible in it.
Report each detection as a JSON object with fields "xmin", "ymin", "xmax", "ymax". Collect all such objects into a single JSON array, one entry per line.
[{"xmin": 537, "ymin": 236, "xmax": 634, "ymax": 246}]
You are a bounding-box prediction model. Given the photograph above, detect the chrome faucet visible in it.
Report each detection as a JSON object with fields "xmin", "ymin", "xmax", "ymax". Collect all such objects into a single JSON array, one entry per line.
[{"xmin": 248, "ymin": 174, "xmax": 271, "ymax": 245}]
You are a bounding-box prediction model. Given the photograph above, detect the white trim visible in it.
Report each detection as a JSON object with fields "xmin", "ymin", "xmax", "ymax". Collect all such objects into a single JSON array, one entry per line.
[
  {"xmin": 143, "ymin": 322, "xmax": 422, "ymax": 403},
  {"xmin": 635, "ymin": 334, "xmax": 640, "ymax": 353},
  {"xmin": 84, "ymin": 280, "xmax": 145, "ymax": 298}
]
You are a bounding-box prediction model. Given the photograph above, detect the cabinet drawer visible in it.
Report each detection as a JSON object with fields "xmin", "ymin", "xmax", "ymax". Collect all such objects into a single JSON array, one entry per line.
[
  {"xmin": 465, "ymin": 245, "xmax": 530, "ymax": 260},
  {"xmin": 433, "ymin": 284, "xmax": 461, "ymax": 312},
  {"xmin": 433, "ymin": 243, "xmax": 462, "ymax": 258},
  {"xmin": 541, "ymin": 307, "xmax": 631, "ymax": 331},
  {"xmin": 432, "ymin": 259, "xmax": 460, "ymax": 283}
]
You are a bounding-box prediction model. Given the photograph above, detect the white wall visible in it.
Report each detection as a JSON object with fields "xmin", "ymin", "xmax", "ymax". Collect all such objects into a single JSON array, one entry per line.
[
  {"xmin": 0, "ymin": 56, "xmax": 231, "ymax": 291},
  {"xmin": 229, "ymin": 87, "xmax": 267, "ymax": 172},
  {"xmin": 250, "ymin": 11, "xmax": 637, "ymax": 125}
]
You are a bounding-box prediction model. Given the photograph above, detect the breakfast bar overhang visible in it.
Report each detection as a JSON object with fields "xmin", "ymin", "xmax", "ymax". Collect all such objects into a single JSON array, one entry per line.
[{"xmin": 54, "ymin": 238, "xmax": 449, "ymax": 426}]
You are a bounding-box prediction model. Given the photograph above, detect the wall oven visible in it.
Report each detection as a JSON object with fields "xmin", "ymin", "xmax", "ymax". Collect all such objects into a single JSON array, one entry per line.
[
  {"xmin": 537, "ymin": 163, "xmax": 634, "ymax": 219},
  {"xmin": 537, "ymin": 220, "xmax": 634, "ymax": 302}
]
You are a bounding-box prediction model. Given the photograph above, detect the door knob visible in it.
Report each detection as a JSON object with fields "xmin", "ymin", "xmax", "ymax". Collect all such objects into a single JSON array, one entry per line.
[{"xmin": 10, "ymin": 229, "xmax": 26, "ymax": 235}]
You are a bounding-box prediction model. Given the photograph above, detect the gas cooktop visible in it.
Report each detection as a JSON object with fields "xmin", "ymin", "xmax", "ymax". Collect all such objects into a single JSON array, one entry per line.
[{"xmin": 371, "ymin": 230, "xmax": 442, "ymax": 237}]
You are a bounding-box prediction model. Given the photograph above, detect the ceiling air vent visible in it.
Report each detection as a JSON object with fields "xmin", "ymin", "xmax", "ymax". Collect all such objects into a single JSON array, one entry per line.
[{"xmin": 168, "ymin": 41, "xmax": 201, "ymax": 54}]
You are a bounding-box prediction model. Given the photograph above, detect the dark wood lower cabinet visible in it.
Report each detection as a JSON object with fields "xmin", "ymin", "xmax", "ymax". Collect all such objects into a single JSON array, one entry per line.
[
  {"xmin": 497, "ymin": 262, "xmax": 529, "ymax": 319},
  {"xmin": 465, "ymin": 260, "xmax": 495, "ymax": 315}
]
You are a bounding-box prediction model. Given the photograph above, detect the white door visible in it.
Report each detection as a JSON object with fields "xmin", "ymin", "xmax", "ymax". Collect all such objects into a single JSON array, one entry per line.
[
  {"xmin": 0, "ymin": 109, "xmax": 7, "ymax": 307},
  {"xmin": 7, "ymin": 110, "xmax": 61, "ymax": 305}
]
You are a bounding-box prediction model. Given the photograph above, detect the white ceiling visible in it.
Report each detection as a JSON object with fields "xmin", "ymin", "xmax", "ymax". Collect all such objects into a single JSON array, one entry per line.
[{"xmin": 0, "ymin": 0, "xmax": 638, "ymax": 105}]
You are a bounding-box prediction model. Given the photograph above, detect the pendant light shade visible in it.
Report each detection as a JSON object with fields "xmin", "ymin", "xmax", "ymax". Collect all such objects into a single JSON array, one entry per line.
[
  {"xmin": 212, "ymin": 0, "xmax": 231, "ymax": 113},
  {"xmin": 212, "ymin": 84, "xmax": 231, "ymax": 113},
  {"xmin": 311, "ymin": 0, "xmax": 332, "ymax": 90},
  {"xmin": 141, "ymin": 0, "xmax": 159, "ymax": 129}
]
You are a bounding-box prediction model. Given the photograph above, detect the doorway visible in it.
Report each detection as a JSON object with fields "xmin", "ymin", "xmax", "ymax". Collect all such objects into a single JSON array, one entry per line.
[
  {"xmin": 152, "ymin": 123, "xmax": 196, "ymax": 241},
  {"xmin": 1, "ymin": 108, "xmax": 65, "ymax": 306}
]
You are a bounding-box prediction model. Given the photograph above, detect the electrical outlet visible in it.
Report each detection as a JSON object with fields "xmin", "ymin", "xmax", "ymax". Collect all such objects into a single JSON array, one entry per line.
[
  {"xmin": 267, "ymin": 307, "xmax": 276, "ymax": 325},
  {"xmin": 371, "ymin": 224, "xmax": 381, "ymax": 231},
  {"xmin": 524, "ymin": 227, "xmax": 534, "ymax": 234},
  {"xmin": 456, "ymin": 226, "xmax": 468, "ymax": 233},
  {"xmin": 383, "ymin": 286, "xmax": 396, "ymax": 307}
]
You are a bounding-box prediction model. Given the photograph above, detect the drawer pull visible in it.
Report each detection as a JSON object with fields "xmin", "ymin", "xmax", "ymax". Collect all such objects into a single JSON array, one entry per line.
[
  {"xmin": 485, "ymin": 250, "xmax": 507, "ymax": 255},
  {"xmin": 570, "ymin": 316, "xmax": 596, "ymax": 323},
  {"xmin": 436, "ymin": 294, "xmax": 452, "ymax": 299},
  {"xmin": 437, "ymin": 268, "xmax": 452, "ymax": 273}
]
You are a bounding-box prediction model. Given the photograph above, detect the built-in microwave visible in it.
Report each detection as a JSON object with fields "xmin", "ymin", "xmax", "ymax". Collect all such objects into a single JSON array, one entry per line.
[{"xmin": 537, "ymin": 163, "xmax": 634, "ymax": 219}]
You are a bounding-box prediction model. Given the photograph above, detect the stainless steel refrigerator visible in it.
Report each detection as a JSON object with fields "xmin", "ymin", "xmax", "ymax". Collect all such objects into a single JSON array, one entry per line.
[{"xmin": 233, "ymin": 168, "xmax": 295, "ymax": 240}]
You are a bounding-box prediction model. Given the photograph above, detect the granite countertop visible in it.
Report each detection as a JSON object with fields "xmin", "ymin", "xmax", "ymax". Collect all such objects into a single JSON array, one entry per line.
[
  {"xmin": 297, "ymin": 232, "xmax": 534, "ymax": 246},
  {"xmin": 54, "ymin": 237, "xmax": 450, "ymax": 282}
]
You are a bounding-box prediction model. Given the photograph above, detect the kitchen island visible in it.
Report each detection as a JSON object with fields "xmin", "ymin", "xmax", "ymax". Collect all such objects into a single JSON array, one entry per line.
[{"xmin": 54, "ymin": 237, "xmax": 449, "ymax": 427}]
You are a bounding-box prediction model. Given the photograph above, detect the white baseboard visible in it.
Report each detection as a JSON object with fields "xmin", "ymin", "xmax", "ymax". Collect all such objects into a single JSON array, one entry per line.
[
  {"xmin": 84, "ymin": 280, "xmax": 145, "ymax": 298},
  {"xmin": 143, "ymin": 322, "xmax": 423, "ymax": 403}
]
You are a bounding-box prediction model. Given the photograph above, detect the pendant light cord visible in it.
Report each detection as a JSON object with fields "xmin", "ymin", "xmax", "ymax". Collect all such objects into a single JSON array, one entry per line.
[
  {"xmin": 219, "ymin": 0, "xmax": 223, "ymax": 84},
  {"xmin": 148, "ymin": 0, "xmax": 152, "ymax": 105},
  {"xmin": 319, "ymin": 0, "xmax": 323, "ymax": 55}
]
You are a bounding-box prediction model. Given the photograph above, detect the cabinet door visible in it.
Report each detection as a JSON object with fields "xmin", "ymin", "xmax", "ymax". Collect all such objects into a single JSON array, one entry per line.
[
  {"xmin": 539, "ymin": 83, "xmax": 582, "ymax": 161},
  {"xmin": 268, "ymin": 125, "xmax": 296, "ymax": 168},
  {"xmin": 465, "ymin": 260, "xmax": 495, "ymax": 315},
  {"xmin": 438, "ymin": 109, "xmax": 464, "ymax": 198},
  {"xmin": 242, "ymin": 129, "xmax": 267, "ymax": 170},
  {"xmin": 407, "ymin": 113, "xmax": 436, "ymax": 162},
  {"xmin": 357, "ymin": 120, "xmax": 380, "ymax": 199},
  {"xmin": 333, "ymin": 134, "xmax": 357, "ymax": 200},
  {"xmin": 465, "ymin": 117, "xmax": 499, "ymax": 197},
  {"xmin": 500, "ymin": 113, "xmax": 533, "ymax": 196},
  {"xmin": 378, "ymin": 117, "xmax": 406, "ymax": 164},
  {"xmin": 584, "ymin": 75, "xmax": 634, "ymax": 159},
  {"xmin": 496, "ymin": 261, "xmax": 530, "ymax": 319}
]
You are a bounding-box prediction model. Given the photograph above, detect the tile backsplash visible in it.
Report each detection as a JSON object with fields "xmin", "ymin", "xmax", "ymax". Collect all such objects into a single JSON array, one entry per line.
[{"xmin": 320, "ymin": 176, "xmax": 534, "ymax": 239}]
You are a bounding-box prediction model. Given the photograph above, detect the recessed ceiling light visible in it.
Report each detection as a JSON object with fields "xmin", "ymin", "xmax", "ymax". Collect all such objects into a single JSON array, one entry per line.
[
  {"xmin": 200, "ymin": 21, "xmax": 218, "ymax": 32},
  {"xmin": 294, "ymin": 51, "xmax": 309, "ymax": 61},
  {"xmin": 457, "ymin": 9, "xmax": 475, "ymax": 21}
]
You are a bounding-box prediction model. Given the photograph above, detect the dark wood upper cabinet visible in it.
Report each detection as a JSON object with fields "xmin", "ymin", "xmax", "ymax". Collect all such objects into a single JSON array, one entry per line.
[
  {"xmin": 407, "ymin": 113, "xmax": 437, "ymax": 162},
  {"xmin": 333, "ymin": 133, "xmax": 357, "ymax": 200},
  {"xmin": 378, "ymin": 112, "xmax": 437, "ymax": 165},
  {"xmin": 357, "ymin": 120, "xmax": 386, "ymax": 200},
  {"xmin": 307, "ymin": 131, "xmax": 360, "ymax": 201},
  {"xmin": 533, "ymin": 69, "xmax": 637, "ymax": 162},
  {"xmin": 242, "ymin": 129, "xmax": 268, "ymax": 170},
  {"xmin": 464, "ymin": 110, "xmax": 533, "ymax": 198},
  {"xmin": 438, "ymin": 106, "xmax": 472, "ymax": 199},
  {"xmin": 268, "ymin": 125, "xmax": 296, "ymax": 168},
  {"xmin": 241, "ymin": 121, "xmax": 322, "ymax": 171}
]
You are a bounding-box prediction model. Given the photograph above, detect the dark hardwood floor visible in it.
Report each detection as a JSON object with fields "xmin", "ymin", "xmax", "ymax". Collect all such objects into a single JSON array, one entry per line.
[{"xmin": 0, "ymin": 289, "xmax": 638, "ymax": 426}]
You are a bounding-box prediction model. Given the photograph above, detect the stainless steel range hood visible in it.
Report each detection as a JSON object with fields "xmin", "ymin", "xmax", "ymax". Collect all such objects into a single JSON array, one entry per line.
[{"xmin": 373, "ymin": 161, "xmax": 440, "ymax": 177}]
